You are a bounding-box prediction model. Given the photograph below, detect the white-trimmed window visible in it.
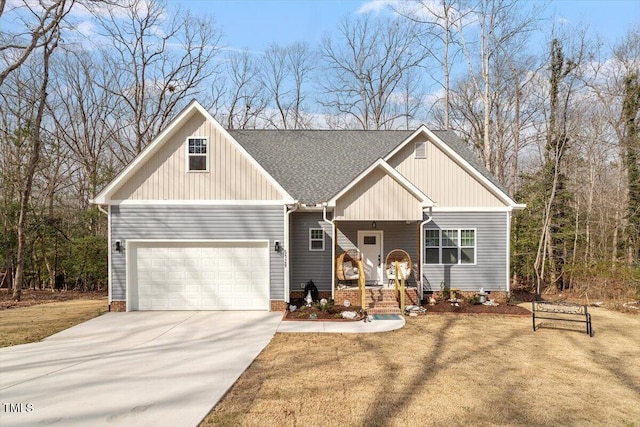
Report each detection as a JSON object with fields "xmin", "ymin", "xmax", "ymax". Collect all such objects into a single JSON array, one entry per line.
[
  {"xmin": 424, "ymin": 228, "xmax": 476, "ymax": 264},
  {"xmin": 309, "ymin": 228, "xmax": 325, "ymax": 251},
  {"xmin": 187, "ymin": 137, "xmax": 208, "ymax": 171},
  {"xmin": 415, "ymin": 140, "xmax": 427, "ymax": 159},
  {"xmin": 425, "ymin": 229, "xmax": 440, "ymax": 264}
]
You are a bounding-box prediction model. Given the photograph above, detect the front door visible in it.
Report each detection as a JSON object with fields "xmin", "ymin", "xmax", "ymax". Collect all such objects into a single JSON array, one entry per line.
[{"xmin": 357, "ymin": 230, "xmax": 383, "ymax": 285}]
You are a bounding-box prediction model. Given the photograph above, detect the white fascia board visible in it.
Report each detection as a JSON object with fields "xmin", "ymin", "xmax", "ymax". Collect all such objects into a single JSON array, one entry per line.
[
  {"xmin": 92, "ymin": 100, "xmax": 294, "ymax": 205},
  {"xmin": 297, "ymin": 205, "xmax": 327, "ymax": 212},
  {"xmin": 383, "ymin": 126, "xmax": 430, "ymax": 160},
  {"xmin": 385, "ymin": 125, "xmax": 521, "ymax": 208},
  {"xmin": 431, "ymin": 206, "xmax": 514, "ymax": 212},
  {"xmin": 327, "ymin": 159, "xmax": 434, "ymax": 207},
  {"xmin": 111, "ymin": 199, "xmax": 289, "ymax": 206},
  {"xmin": 126, "ymin": 239, "xmax": 270, "ymax": 244}
]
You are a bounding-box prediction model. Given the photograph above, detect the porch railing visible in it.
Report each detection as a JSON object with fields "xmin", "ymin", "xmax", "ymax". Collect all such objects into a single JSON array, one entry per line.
[{"xmin": 393, "ymin": 261, "xmax": 406, "ymax": 311}]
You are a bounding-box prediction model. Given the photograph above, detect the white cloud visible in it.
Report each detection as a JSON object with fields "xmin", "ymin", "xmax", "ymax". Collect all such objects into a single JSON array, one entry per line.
[{"xmin": 357, "ymin": 0, "xmax": 399, "ymax": 14}]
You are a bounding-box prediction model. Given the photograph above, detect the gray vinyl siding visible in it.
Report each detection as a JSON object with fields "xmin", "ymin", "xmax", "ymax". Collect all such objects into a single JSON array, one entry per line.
[
  {"xmin": 421, "ymin": 211, "xmax": 508, "ymax": 292},
  {"xmin": 289, "ymin": 212, "xmax": 333, "ymax": 292},
  {"xmin": 110, "ymin": 205, "xmax": 285, "ymax": 301}
]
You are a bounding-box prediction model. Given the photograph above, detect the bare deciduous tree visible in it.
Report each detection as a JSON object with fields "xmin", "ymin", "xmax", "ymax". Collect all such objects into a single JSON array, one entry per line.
[
  {"xmin": 321, "ymin": 14, "xmax": 429, "ymax": 129},
  {"xmin": 395, "ymin": 0, "xmax": 472, "ymax": 130},
  {"xmin": 0, "ymin": 0, "xmax": 74, "ymax": 87},
  {"xmin": 224, "ymin": 50, "xmax": 267, "ymax": 129},
  {"xmin": 455, "ymin": 0, "xmax": 541, "ymax": 174},
  {"xmin": 11, "ymin": 25, "xmax": 60, "ymax": 300},
  {"xmin": 92, "ymin": 0, "xmax": 222, "ymax": 156},
  {"xmin": 259, "ymin": 42, "xmax": 314, "ymax": 129}
]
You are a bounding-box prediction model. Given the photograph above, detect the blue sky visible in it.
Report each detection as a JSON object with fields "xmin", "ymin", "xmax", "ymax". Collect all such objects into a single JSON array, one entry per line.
[{"xmin": 180, "ymin": 0, "xmax": 640, "ymax": 53}]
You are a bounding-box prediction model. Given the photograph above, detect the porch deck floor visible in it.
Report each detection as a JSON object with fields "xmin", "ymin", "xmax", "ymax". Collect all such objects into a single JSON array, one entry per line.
[{"xmin": 337, "ymin": 285, "xmax": 418, "ymax": 290}]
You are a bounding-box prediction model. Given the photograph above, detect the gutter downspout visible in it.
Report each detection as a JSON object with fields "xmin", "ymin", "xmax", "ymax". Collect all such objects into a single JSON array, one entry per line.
[
  {"xmin": 285, "ymin": 202, "xmax": 299, "ymax": 303},
  {"xmin": 419, "ymin": 206, "xmax": 434, "ymax": 301},
  {"xmin": 322, "ymin": 203, "xmax": 335, "ymax": 300},
  {"xmin": 506, "ymin": 207, "xmax": 513, "ymax": 296},
  {"xmin": 95, "ymin": 203, "xmax": 111, "ymax": 311}
]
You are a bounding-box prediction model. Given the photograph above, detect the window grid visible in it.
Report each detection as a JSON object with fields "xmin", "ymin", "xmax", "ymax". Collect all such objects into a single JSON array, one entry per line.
[
  {"xmin": 309, "ymin": 228, "xmax": 324, "ymax": 251},
  {"xmin": 424, "ymin": 229, "xmax": 476, "ymax": 265},
  {"xmin": 188, "ymin": 137, "xmax": 208, "ymax": 171}
]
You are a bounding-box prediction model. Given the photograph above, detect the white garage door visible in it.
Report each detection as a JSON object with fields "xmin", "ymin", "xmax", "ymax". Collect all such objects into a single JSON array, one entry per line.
[{"xmin": 129, "ymin": 241, "xmax": 270, "ymax": 311}]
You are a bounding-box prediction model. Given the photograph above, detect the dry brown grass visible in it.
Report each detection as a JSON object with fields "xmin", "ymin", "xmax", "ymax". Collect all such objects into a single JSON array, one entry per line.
[
  {"xmin": 203, "ymin": 308, "xmax": 640, "ymax": 427},
  {"xmin": 0, "ymin": 299, "xmax": 107, "ymax": 347}
]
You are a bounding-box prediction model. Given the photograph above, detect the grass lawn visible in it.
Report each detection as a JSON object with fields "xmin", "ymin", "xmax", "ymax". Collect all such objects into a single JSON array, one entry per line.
[
  {"xmin": 203, "ymin": 307, "xmax": 640, "ymax": 427},
  {"xmin": 0, "ymin": 299, "xmax": 107, "ymax": 347}
]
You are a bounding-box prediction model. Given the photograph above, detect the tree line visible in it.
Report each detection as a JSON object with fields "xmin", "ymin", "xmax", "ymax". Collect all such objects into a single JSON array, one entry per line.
[{"xmin": 1, "ymin": 0, "xmax": 638, "ymax": 300}]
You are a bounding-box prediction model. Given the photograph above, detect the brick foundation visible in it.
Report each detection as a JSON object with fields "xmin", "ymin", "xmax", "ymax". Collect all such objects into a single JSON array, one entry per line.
[
  {"xmin": 289, "ymin": 291, "xmax": 333, "ymax": 301},
  {"xmin": 270, "ymin": 300, "xmax": 287, "ymax": 311},
  {"xmin": 110, "ymin": 301, "xmax": 126, "ymax": 312},
  {"xmin": 288, "ymin": 287, "xmax": 419, "ymax": 312}
]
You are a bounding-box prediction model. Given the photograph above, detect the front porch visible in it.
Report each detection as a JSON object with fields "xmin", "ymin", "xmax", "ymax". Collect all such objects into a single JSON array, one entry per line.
[
  {"xmin": 335, "ymin": 286, "xmax": 419, "ymax": 314},
  {"xmin": 290, "ymin": 286, "xmax": 419, "ymax": 315}
]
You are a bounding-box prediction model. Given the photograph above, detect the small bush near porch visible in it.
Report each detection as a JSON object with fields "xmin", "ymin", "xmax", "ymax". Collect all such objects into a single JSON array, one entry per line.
[{"xmin": 203, "ymin": 307, "xmax": 640, "ymax": 426}]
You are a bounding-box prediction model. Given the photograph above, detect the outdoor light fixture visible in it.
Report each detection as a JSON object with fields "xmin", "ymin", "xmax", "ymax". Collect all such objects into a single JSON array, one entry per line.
[
  {"xmin": 115, "ymin": 240, "xmax": 122, "ymax": 252},
  {"xmin": 371, "ymin": 221, "xmax": 377, "ymax": 229},
  {"xmin": 274, "ymin": 241, "xmax": 281, "ymax": 253}
]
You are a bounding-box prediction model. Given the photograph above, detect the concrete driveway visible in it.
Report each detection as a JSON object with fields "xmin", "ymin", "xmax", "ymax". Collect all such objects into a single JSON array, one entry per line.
[{"xmin": 0, "ymin": 311, "xmax": 283, "ymax": 427}]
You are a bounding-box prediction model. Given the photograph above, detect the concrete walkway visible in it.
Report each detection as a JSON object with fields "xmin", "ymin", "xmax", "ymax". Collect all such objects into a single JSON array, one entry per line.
[
  {"xmin": 277, "ymin": 315, "xmax": 405, "ymax": 333},
  {"xmin": 0, "ymin": 311, "xmax": 282, "ymax": 427}
]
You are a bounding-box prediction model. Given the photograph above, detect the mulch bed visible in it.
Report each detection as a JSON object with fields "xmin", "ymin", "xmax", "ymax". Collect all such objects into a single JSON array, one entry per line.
[
  {"xmin": 420, "ymin": 300, "xmax": 531, "ymax": 316},
  {"xmin": 284, "ymin": 298, "xmax": 365, "ymax": 321},
  {"xmin": 284, "ymin": 297, "xmax": 531, "ymax": 320},
  {"xmin": 0, "ymin": 289, "xmax": 107, "ymax": 310}
]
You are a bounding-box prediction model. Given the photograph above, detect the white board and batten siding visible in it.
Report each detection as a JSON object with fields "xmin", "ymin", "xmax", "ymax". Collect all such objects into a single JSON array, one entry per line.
[
  {"xmin": 111, "ymin": 205, "xmax": 285, "ymax": 311},
  {"xmin": 111, "ymin": 111, "xmax": 284, "ymax": 202},
  {"xmin": 334, "ymin": 168, "xmax": 423, "ymax": 221},
  {"xmin": 388, "ymin": 134, "xmax": 507, "ymax": 208}
]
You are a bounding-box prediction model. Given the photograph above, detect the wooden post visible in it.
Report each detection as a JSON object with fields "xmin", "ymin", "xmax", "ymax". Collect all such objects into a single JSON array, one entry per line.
[
  {"xmin": 357, "ymin": 259, "xmax": 366, "ymax": 311},
  {"xmin": 394, "ymin": 261, "xmax": 405, "ymax": 311}
]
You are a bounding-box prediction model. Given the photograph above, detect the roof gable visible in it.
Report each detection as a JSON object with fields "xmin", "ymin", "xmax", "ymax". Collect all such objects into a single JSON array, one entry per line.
[
  {"xmin": 330, "ymin": 160, "xmax": 434, "ymax": 220},
  {"xmin": 93, "ymin": 100, "xmax": 293, "ymax": 204},
  {"xmin": 329, "ymin": 159, "xmax": 433, "ymax": 207},
  {"xmin": 384, "ymin": 126, "xmax": 520, "ymax": 207}
]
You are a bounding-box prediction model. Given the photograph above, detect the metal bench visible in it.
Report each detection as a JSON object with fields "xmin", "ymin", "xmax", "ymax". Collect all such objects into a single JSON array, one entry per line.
[{"xmin": 532, "ymin": 301, "xmax": 593, "ymax": 337}]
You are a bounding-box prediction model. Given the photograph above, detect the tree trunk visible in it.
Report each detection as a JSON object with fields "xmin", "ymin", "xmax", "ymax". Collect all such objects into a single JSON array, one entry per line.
[{"xmin": 12, "ymin": 29, "xmax": 58, "ymax": 300}]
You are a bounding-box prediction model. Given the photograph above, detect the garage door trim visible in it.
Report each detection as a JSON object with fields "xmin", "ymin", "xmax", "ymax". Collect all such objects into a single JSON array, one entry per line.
[{"xmin": 126, "ymin": 239, "xmax": 270, "ymax": 311}]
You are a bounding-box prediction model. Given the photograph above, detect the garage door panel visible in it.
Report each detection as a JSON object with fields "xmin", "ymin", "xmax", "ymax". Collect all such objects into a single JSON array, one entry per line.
[
  {"xmin": 131, "ymin": 241, "xmax": 269, "ymax": 311},
  {"xmin": 166, "ymin": 271, "xmax": 184, "ymax": 280}
]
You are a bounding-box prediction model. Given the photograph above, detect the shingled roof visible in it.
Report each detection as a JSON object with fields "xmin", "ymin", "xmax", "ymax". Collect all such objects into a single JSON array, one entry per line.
[{"xmin": 228, "ymin": 129, "xmax": 507, "ymax": 205}]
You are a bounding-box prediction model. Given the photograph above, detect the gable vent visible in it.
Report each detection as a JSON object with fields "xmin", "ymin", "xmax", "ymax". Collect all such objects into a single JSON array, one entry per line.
[{"xmin": 415, "ymin": 141, "xmax": 427, "ymax": 159}]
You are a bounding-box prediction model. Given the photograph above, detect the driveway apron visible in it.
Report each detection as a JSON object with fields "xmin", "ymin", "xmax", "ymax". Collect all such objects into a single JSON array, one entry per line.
[{"xmin": 0, "ymin": 311, "xmax": 283, "ymax": 427}]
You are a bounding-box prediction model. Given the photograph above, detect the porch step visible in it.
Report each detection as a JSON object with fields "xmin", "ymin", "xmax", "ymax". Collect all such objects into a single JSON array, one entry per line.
[
  {"xmin": 367, "ymin": 306, "xmax": 403, "ymax": 315},
  {"xmin": 365, "ymin": 291, "xmax": 402, "ymax": 314},
  {"xmin": 334, "ymin": 287, "xmax": 416, "ymax": 315}
]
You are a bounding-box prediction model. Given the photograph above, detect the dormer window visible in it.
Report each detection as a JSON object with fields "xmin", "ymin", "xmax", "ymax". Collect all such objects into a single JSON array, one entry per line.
[
  {"xmin": 415, "ymin": 140, "xmax": 426, "ymax": 159},
  {"xmin": 188, "ymin": 137, "xmax": 208, "ymax": 171}
]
